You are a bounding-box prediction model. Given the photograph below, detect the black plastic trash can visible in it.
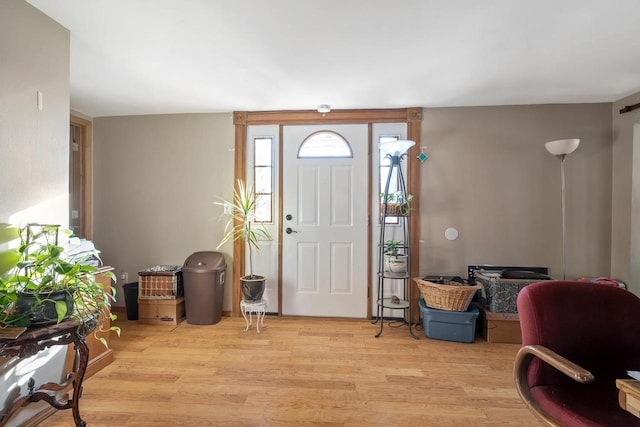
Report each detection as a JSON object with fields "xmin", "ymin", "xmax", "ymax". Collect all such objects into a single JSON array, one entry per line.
[
  {"xmin": 122, "ymin": 282, "xmax": 139, "ymax": 320},
  {"xmin": 182, "ymin": 251, "xmax": 226, "ymax": 325}
]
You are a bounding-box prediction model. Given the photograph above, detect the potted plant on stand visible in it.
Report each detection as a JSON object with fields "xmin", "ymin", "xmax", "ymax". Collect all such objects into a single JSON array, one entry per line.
[
  {"xmin": 383, "ymin": 240, "xmax": 408, "ymax": 274},
  {"xmin": 380, "ymin": 192, "xmax": 414, "ymax": 217},
  {"xmin": 216, "ymin": 179, "xmax": 271, "ymax": 301},
  {"xmin": 0, "ymin": 223, "xmax": 119, "ymax": 345}
]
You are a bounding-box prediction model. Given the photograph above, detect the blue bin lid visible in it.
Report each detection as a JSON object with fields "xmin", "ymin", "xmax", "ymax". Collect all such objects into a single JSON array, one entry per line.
[{"xmin": 419, "ymin": 298, "xmax": 479, "ymax": 315}]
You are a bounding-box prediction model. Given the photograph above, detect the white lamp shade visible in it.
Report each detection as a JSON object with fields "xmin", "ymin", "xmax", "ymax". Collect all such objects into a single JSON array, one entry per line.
[
  {"xmin": 379, "ymin": 139, "xmax": 416, "ymax": 157},
  {"xmin": 545, "ymin": 139, "xmax": 580, "ymax": 156}
]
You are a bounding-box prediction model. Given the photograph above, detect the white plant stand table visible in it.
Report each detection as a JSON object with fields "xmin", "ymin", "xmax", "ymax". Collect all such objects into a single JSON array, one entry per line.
[{"xmin": 240, "ymin": 299, "xmax": 267, "ymax": 333}]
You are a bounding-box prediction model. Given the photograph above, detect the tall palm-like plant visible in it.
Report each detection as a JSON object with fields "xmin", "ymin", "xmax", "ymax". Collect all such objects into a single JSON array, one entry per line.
[{"xmin": 216, "ymin": 179, "xmax": 270, "ymax": 279}]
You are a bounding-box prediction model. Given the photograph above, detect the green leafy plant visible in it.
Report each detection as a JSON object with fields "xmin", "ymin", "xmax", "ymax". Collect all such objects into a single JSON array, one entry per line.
[
  {"xmin": 216, "ymin": 179, "xmax": 271, "ymax": 278},
  {"xmin": 383, "ymin": 240, "xmax": 408, "ymax": 273},
  {"xmin": 380, "ymin": 192, "xmax": 414, "ymax": 216},
  {"xmin": 0, "ymin": 223, "xmax": 119, "ymax": 347},
  {"xmin": 383, "ymin": 240, "xmax": 405, "ymax": 258},
  {"xmin": 380, "ymin": 192, "xmax": 413, "ymax": 204}
]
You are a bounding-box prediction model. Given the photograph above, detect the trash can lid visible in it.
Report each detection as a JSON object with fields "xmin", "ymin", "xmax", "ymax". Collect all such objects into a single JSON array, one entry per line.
[{"xmin": 183, "ymin": 251, "xmax": 226, "ymax": 271}]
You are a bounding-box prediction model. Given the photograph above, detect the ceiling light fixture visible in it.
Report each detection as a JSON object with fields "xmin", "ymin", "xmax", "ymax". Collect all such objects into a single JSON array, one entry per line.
[{"xmin": 317, "ymin": 104, "xmax": 331, "ymax": 116}]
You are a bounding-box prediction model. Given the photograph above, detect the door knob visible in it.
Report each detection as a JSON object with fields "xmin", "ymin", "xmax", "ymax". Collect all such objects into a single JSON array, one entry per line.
[
  {"xmin": 285, "ymin": 227, "xmax": 298, "ymax": 234},
  {"xmin": 286, "ymin": 214, "xmax": 293, "ymax": 221}
]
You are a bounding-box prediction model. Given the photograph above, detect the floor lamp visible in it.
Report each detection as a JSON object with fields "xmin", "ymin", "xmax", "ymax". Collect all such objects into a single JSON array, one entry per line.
[{"xmin": 545, "ymin": 138, "xmax": 580, "ymax": 280}]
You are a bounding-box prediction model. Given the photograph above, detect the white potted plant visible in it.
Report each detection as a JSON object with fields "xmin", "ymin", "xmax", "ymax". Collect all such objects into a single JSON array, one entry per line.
[
  {"xmin": 383, "ymin": 240, "xmax": 408, "ymax": 274},
  {"xmin": 216, "ymin": 180, "xmax": 271, "ymax": 301}
]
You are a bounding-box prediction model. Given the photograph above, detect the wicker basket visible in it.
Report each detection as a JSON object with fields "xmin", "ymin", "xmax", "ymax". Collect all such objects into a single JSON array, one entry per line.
[
  {"xmin": 414, "ymin": 278, "xmax": 481, "ymax": 311},
  {"xmin": 380, "ymin": 203, "xmax": 409, "ymax": 217}
]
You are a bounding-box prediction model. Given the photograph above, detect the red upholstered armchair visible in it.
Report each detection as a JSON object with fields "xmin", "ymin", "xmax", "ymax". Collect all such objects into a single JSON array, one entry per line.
[{"xmin": 514, "ymin": 281, "xmax": 640, "ymax": 426}]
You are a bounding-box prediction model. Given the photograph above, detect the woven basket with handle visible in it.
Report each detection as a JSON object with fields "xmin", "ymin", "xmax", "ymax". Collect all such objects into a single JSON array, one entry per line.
[{"xmin": 414, "ymin": 278, "xmax": 481, "ymax": 311}]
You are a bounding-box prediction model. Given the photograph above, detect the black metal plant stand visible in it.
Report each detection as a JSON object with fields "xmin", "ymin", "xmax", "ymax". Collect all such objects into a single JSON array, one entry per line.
[{"xmin": 373, "ymin": 147, "xmax": 417, "ymax": 339}]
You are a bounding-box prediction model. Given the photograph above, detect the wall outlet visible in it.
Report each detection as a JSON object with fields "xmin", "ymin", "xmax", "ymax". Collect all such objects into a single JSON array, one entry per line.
[{"xmin": 120, "ymin": 271, "xmax": 128, "ymax": 283}]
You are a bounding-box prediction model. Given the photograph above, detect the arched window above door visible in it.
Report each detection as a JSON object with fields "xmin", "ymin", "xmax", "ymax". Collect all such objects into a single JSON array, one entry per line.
[{"xmin": 298, "ymin": 131, "xmax": 353, "ymax": 158}]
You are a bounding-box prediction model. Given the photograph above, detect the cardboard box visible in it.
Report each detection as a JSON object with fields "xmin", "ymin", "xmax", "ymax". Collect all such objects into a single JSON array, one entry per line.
[
  {"xmin": 138, "ymin": 297, "xmax": 185, "ymax": 325},
  {"xmin": 419, "ymin": 299, "xmax": 479, "ymax": 343},
  {"xmin": 476, "ymin": 303, "xmax": 521, "ymax": 344}
]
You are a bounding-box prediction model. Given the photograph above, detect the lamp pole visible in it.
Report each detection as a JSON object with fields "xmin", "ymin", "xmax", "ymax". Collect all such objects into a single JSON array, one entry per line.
[
  {"xmin": 560, "ymin": 154, "xmax": 567, "ymax": 280},
  {"xmin": 545, "ymin": 138, "xmax": 580, "ymax": 281}
]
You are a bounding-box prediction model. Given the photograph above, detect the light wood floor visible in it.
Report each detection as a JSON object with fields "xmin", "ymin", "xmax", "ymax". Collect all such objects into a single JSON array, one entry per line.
[{"xmin": 46, "ymin": 316, "xmax": 539, "ymax": 426}]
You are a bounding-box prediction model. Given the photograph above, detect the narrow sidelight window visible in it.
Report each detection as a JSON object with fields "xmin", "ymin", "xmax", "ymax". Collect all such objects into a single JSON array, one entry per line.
[
  {"xmin": 254, "ymin": 137, "xmax": 273, "ymax": 223},
  {"xmin": 379, "ymin": 135, "xmax": 401, "ymax": 224}
]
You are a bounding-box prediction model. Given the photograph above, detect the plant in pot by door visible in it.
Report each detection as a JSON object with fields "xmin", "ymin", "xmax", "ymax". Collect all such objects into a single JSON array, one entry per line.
[
  {"xmin": 380, "ymin": 192, "xmax": 414, "ymax": 217},
  {"xmin": 0, "ymin": 223, "xmax": 119, "ymax": 346},
  {"xmin": 383, "ymin": 240, "xmax": 408, "ymax": 274},
  {"xmin": 216, "ymin": 180, "xmax": 271, "ymax": 301}
]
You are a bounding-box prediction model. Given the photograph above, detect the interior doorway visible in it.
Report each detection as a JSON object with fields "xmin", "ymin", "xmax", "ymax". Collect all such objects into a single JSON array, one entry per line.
[
  {"xmin": 631, "ymin": 123, "xmax": 640, "ymax": 288},
  {"xmin": 69, "ymin": 115, "xmax": 92, "ymax": 238}
]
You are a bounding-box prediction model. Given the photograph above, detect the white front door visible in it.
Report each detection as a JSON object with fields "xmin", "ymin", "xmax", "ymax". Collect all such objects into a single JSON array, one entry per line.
[{"xmin": 282, "ymin": 124, "xmax": 368, "ymax": 317}]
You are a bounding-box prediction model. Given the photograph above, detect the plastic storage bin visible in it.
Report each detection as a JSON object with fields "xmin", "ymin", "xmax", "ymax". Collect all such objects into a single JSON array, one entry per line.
[
  {"xmin": 182, "ymin": 251, "xmax": 226, "ymax": 325},
  {"xmin": 419, "ymin": 299, "xmax": 479, "ymax": 343}
]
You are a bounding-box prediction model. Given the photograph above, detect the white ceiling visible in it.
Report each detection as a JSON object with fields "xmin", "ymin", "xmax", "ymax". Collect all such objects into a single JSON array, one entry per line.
[{"xmin": 25, "ymin": 0, "xmax": 640, "ymax": 118}]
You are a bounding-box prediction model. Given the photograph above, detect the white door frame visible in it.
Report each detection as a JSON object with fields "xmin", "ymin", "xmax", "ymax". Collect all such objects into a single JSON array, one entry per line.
[{"xmin": 232, "ymin": 109, "xmax": 423, "ymax": 318}]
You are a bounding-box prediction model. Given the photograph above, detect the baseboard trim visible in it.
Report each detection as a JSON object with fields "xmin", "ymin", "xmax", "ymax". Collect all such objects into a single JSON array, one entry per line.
[{"xmin": 86, "ymin": 348, "xmax": 114, "ymax": 379}]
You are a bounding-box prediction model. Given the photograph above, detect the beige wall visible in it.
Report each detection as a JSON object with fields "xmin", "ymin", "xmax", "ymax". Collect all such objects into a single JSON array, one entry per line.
[
  {"xmin": 92, "ymin": 114, "xmax": 235, "ymax": 310},
  {"xmin": 0, "ymin": 1, "xmax": 71, "ymax": 424},
  {"xmin": 0, "ymin": 0, "xmax": 70, "ymax": 225},
  {"xmin": 93, "ymin": 104, "xmax": 617, "ymax": 311},
  {"xmin": 611, "ymin": 90, "xmax": 640, "ymax": 294},
  {"xmin": 419, "ymin": 104, "xmax": 612, "ymax": 281}
]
